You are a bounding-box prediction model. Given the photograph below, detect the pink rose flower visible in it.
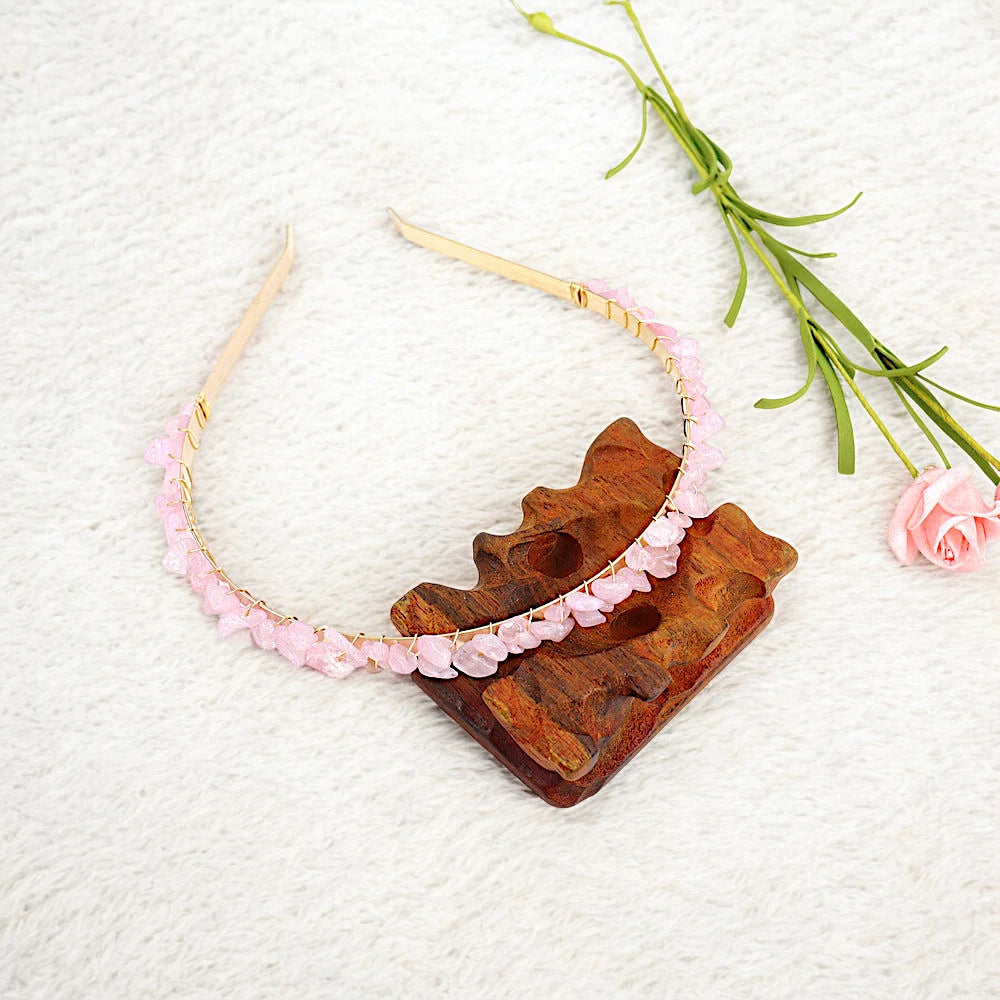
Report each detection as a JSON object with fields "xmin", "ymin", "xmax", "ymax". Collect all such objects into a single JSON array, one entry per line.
[{"xmin": 888, "ymin": 466, "xmax": 1000, "ymax": 572}]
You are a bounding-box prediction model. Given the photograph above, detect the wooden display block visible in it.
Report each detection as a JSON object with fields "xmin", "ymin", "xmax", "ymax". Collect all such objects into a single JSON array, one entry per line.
[{"xmin": 391, "ymin": 419, "xmax": 797, "ymax": 807}]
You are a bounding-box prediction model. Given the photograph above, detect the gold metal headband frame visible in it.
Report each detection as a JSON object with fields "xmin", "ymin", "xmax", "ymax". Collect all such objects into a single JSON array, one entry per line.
[{"xmin": 174, "ymin": 210, "xmax": 699, "ymax": 649}]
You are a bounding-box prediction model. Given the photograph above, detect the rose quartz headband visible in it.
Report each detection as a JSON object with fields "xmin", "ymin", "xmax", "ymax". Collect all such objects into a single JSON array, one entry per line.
[{"xmin": 145, "ymin": 211, "xmax": 725, "ymax": 680}]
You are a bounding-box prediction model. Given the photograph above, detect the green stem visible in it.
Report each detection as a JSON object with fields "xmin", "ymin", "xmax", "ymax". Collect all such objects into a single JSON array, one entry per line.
[
  {"xmin": 515, "ymin": 1, "xmax": 998, "ymax": 483},
  {"xmin": 819, "ymin": 334, "xmax": 919, "ymax": 476}
]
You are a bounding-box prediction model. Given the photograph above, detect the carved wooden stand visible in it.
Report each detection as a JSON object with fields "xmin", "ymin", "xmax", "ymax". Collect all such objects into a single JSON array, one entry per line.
[{"xmin": 391, "ymin": 419, "xmax": 797, "ymax": 807}]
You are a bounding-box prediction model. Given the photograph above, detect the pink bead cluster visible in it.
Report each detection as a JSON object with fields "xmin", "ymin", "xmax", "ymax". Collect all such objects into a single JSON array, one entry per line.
[
  {"xmin": 584, "ymin": 280, "xmax": 724, "ymax": 519},
  {"xmin": 146, "ymin": 284, "xmax": 725, "ymax": 681}
]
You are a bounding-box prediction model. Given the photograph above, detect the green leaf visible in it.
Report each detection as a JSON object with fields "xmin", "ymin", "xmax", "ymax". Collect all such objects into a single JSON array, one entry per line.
[
  {"xmin": 768, "ymin": 236, "xmax": 837, "ymax": 260},
  {"xmin": 896, "ymin": 376, "xmax": 1000, "ymax": 483},
  {"xmin": 692, "ymin": 131, "xmax": 732, "ymax": 193},
  {"xmin": 887, "ymin": 378, "xmax": 950, "ymax": 468},
  {"xmin": 778, "ymin": 249, "xmax": 877, "ymax": 353},
  {"xmin": 718, "ymin": 206, "xmax": 748, "ymax": 327},
  {"xmin": 816, "ymin": 351, "xmax": 856, "ymax": 474},
  {"xmin": 605, "ymin": 97, "xmax": 648, "ymax": 178},
  {"xmin": 727, "ymin": 190, "xmax": 862, "ymax": 227},
  {"xmin": 756, "ymin": 317, "xmax": 820, "ymax": 408},
  {"xmin": 851, "ymin": 345, "xmax": 949, "ymax": 378},
  {"xmin": 644, "ymin": 90, "xmax": 711, "ymax": 176},
  {"xmin": 916, "ymin": 375, "xmax": 1000, "ymax": 412}
]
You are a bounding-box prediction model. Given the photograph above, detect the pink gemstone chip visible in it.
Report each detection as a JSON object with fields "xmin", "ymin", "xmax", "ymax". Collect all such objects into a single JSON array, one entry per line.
[
  {"xmin": 323, "ymin": 630, "xmax": 368, "ymax": 671},
  {"xmin": 615, "ymin": 566, "xmax": 651, "ymax": 593},
  {"xmin": 565, "ymin": 591, "xmax": 608, "ymax": 625},
  {"xmin": 498, "ymin": 616, "xmax": 540, "ymax": 654},
  {"xmin": 642, "ymin": 516, "xmax": 686, "ymax": 549},
  {"xmin": 275, "ymin": 621, "xmax": 319, "ymax": 668},
  {"xmin": 691, "ymin": 409, "xmax": 725, "ymax": 443},
  {"xmin": 452, "ymin": 643, "xmax": 500, "ymax": 678},
  {"xmin": 543, "ymin": 603, "xmax": 573, "ymax": 624},
  {"xmin": 695, "ymin": 443, "xmax": 725, "ymax": 471},
  {"xmin": 307, "ymin": 638, "xmax": 362, "ymax": 679},
  {"xmin": 470, "ymin": 633, "xmax": 509, "ymax": 662},
  {"xmin": 216, "ymin": 612, "xmax": 251, "ymax": 639},
  {"xmin": 162, "ymin": 543, "xmax": 189, "ymax": 576},
  {"xmin": 642, "ymin": 546, "xmax": 680, "ymax": 579},
  {"xmin": 202, "ymin": 580, "xmax": 241, "ymax": 616},
  {"xmin": 386, "ymin": 644, "xmax": 419, "ymax": 675},
  {"xmin": 528, "ymin": 617, "xmax": 574, "ymax": 642},
  {"xmin": 591, "ymin": 575, "xmax": 633, "ymax": 607},
  {"xmin": 143, "ymin": 436, "xmax": 172, "ymax": 467},
  {"xmin": 416, "ymin": 634, "xmax": 455, "ymax": 672},
  {"xmin": 673, "ymin": 491, "xmax": 710, "ymax": 518},
  {"xmin": 415, "ymin": 652, "xmax": 458, "ymax": 681},
  {"xmin": 248, "ymin": 611, "xmax": 277, "ymax": 651},
  {"xmin": 360, "ymin": 640, "xmax": 390, "ymax": 667},
  {"xmin": 676, "ymin": 356, "xmax": 704, "ymax": 381}
]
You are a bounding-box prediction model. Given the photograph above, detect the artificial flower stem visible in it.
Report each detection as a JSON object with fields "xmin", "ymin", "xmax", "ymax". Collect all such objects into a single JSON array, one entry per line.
[
  {"xmin": 819, "ymin": 336, "xmax": 920, "ymax": 477},
  {"xmin": 515, "ymin": 2, "xmax": 999, "ymax": 485}
]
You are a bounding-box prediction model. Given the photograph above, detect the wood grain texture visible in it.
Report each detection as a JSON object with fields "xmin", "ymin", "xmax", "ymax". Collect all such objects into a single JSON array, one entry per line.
[{"xmin": 391, "ymin": 418, "xmax": 797, "ymax": 807}]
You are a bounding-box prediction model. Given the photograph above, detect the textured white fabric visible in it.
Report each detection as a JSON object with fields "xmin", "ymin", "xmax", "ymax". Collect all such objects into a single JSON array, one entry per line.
[{"xmin": 3, "ymin": 1, "xmax": 998, "ymax": 997}]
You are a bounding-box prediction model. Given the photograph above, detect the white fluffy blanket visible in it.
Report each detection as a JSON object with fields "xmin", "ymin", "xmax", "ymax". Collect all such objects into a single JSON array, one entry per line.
[{"xmin": 2, "ymin": 1, "xmax": 998, "ymax": 996}]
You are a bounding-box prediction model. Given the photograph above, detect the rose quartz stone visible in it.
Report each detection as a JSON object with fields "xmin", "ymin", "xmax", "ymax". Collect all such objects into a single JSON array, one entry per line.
[
  {"xmin": 386, "ymin": 644, "xmax": 419, "ymax": 675},
  {"xmin": 216, "ymin": 612, "xmax": 250, "ymax": 639},
  {"xmin": 624, "ymin": 542, "xmax": 647, "ymax": 572},
  {"xmin": 307, "ymin": 640, "xmax": 361, "ymax": 679},
  {"xmin": 250, "ymin": 615, "xmax": 277, "ymax": 651},
  {"xmin": 496, "ymin": 622, "xmax": 525, "ymax": 654},
  {"xmin": 498, "ymin": 617, "xmax": 538, "ymax": 654},
  {"xmin": 452, "ymin": 643, "xmax": 500, "ymax": 678},
  {"xmin": 360, "ymin": 640, "xmax": 390, "ymax": 666},
  {"xmin": 695, "ymin": 443, "xmax": 725, "ymax": 471},
  {"xmin": 202, "ymin": 580, "xmax": 240, "ymax": 616},
  {"xmin": 528, "ymin": 617, "xmax": 574, "ymax": 642},
  {"xmin": 186, "ymin": 553, "xmax": 216, "ymax": 594},
  {"xmin": 415, "ymin": 651, "xmax": 458, "ymax": 680},
  {"xmin": 591, "ymin": 575, "xmax": 633, "ymax": 606},
  {"xmin": 564, "ymin": 591, "xmax": 605, "ymax": 613},
  {"xmin": 642, "ymin": 515, "xmax": 686, "ymax": 548},
  {"xmin": 160, "ymin": 503, "xmax": 186, "ymax": 534},
  {"xmin": 469, "ymin": 633, "xmax": 508, "ymax": 661},
  {"xmin": 143, "ymin": 436, "xmax": 172, "ymax": 467},
  {"xmin": 677, "ymin": 469, "xmax": 707, "ymax": 492},
  {"xmin": 615, "ymin": 566, "xmax": 651, "ymax": 593},
  {"xmin": 416, "ymin": 634, "xmax": 454, "ymax": 672},
  {"xmin": 686, "ymin": 395, "xmax": 711, "ymax": 417},
  {"xmin": 323, "ymin": 631, "xmax": 368, "ymax": 670},
  {"xmin": 154, "ymin": 491, "xmax": 177, "ymax": 516},
  {"xmin": 275, "ymin": 621, "xmax": 318, "ymax": 668},
  {"xmin": 673, "ymin": 490, "xmax": 710, "ymax": 518},
  {"xmin": 677, "ymin": 356, "xmax": 704, "ymax": 380},
  {"xmin": 572, "ymin": 609, "xmax": 607, "ymax": 628},
  {"xmin": 162, "ymin": 543, "xmax": 189, "ymax": 576},
  {"xmin": 543, "ymin": 604, "xmax": 573, "ymax": 624},
  {"xmin": 642, "ymin": 545, "xmax": 680, "ymax": 579},
  {"xmin": 691, "ymin": 409, "xmax": 725, "ymax": 443}
]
